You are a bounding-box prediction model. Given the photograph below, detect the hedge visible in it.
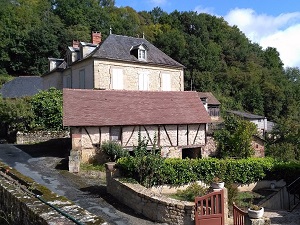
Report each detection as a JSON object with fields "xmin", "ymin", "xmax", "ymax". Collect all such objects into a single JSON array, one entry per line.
[{"xmin": 117, "ymin": 157, "xmax": 276, "ymax": 186}]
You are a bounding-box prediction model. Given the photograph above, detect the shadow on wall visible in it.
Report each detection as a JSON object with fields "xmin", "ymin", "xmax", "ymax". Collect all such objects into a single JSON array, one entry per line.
[{"xmin": 15, "ymin": 138, "xmax": 71, "ymax": 158}]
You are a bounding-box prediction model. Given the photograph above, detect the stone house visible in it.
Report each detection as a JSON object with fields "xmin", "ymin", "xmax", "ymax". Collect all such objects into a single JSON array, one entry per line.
[
  {"xmin": 63, "ymin": 89, "xmax": 211, "ymax": 164},
  {"xmin": 251, "ymin": 135, "xmax": 265, "ymax": 157},
  {"xmin": 43, "ymin": 32, "xmax": 185, "ymax": 92}
]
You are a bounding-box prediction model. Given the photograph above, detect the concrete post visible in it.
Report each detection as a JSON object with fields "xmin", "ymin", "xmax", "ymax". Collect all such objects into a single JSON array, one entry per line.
[
  {"xmin": 68, "ymin": 150, "xmax": 81, "ymax": 173},
  {"xmin": 245, "ymin": 216, "xmax": 271, "ymax": 225}
]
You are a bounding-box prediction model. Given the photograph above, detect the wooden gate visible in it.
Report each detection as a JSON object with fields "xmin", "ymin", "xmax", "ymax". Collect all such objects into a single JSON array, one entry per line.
[
  {"xmin": 195, "ymin": 189, "xmax": 225, "ymax": 225},
  {"xmin": 233, "ymin": 203, "xmax": 246, "ymax": 225}
]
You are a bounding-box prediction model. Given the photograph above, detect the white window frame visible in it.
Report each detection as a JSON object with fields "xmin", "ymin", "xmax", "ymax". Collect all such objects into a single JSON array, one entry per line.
[
  {"xmin": 112, "ymin": 68, "xmax": 123, "ymax": 90},
  {"xmin": 138, "ymin": 49, "xmax": 146, "ymax": 60}
]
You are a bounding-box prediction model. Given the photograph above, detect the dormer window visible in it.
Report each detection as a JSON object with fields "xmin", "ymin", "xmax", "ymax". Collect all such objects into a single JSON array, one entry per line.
[
  {"xmin": 139, "ymin": 49, "xmax": 146, "ymax": 60},
  {"xmin": 130, "ymin": 43, "xmax": 148, "ymax": 61}
]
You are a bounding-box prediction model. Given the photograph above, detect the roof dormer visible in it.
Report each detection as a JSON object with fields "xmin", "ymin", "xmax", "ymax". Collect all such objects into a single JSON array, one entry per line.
[{"xmin": 130, "ymin": 43, "xmax": 148, "ymax": 61}]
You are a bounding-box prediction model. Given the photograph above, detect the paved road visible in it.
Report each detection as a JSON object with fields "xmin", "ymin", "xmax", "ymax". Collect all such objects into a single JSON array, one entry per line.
[{"xmin": 0, "ymin": 144, "xmax": 161, "ymax": 225}]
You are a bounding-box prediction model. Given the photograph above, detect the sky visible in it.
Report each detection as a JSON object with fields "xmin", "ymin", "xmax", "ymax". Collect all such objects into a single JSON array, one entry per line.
[{"xmin": 116, "ymin": 0, "xmax": 300, "ymax": 68}]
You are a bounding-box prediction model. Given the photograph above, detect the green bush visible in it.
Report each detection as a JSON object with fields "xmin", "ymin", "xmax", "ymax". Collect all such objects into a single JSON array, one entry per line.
[
  {"xmin": 266, "ymin": 161, "xmax": 300, "ymax": 184},
  {"xmin": 101, "ymin": 140, "xmax": 129, "ymax": 162},
  {"xmin": 118, "ymin": 157, "xmax": 276, "ymax": 187},
  {"xmin": 173, "ymin": 183, "xmax": 208, "ymax": 202},
  {"xmin": 30, "ymin": 88, "xmax": 63, "ymax": 131}
]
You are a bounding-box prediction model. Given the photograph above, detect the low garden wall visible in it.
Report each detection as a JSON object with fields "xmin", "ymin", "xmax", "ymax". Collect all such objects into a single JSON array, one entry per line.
[
  {"xmin": 16, "ymin": 131, "xmax": 70, "ymax": 144},
  {"xmin": 106, "ymin": 168, "xmax": 195, "ymax": 225}
]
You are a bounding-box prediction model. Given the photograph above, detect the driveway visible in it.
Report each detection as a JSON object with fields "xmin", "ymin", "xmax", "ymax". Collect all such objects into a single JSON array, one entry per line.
[{"xmin": 0, "ymin": 143, "xmax": 161, "ymax": 225}]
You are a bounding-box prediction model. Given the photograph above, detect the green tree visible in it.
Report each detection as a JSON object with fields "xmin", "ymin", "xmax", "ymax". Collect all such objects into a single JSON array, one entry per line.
[
  {"xmin": 214, "ymin": 115, "xmax": 258, "ymax": 158},
  {"xmin": 30, "ymin": 88, "xmax": 63, "ymax": 131},
  {"xmin": 0, "ymin": 97, "xmax": 34, "ymax": 140}
]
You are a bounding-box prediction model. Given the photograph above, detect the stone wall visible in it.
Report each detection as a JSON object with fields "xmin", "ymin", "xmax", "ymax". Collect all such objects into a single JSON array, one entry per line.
[
  {"xmin": 106, "ymin": 172, "xmax": 195, "ymax": 225},
  {"xmin": 16, "ymin": 131, "xmax": 70, "ymax": 144},
  {"xmin": 0, "ymin": 170, "xmax": 105, "ymax": 225}
]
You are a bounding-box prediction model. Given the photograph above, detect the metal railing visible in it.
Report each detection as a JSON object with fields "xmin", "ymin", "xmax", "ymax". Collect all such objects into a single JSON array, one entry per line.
[{"xmin": 287, "ymin": 177, "xmax": 300, "ymax": 211}]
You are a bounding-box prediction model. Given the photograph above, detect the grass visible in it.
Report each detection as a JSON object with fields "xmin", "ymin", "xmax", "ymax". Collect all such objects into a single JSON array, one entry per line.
[{"xmin": 80, "ymin": 162, "xmax": 105, "ymax": 172}]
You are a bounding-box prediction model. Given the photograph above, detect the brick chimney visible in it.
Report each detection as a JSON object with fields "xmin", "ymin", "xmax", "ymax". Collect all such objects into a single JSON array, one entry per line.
[
  {"xmin": 72, "ymin": 40, "xmax": 80, "ymax": 48},
  {"xmin": 91, "ymin": 31, "xmax": 101, "ymax": 45}
]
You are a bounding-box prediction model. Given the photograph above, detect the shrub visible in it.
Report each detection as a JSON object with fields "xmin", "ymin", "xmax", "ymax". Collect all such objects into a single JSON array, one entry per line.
[
  {"xmin": 101, "ymin": 140, "xmax": 129, "ymax": 162},
  {"xmin": 30, "ymin": 88, "xmax": 63, "ymax": 131},
  {"xmin": 174, "ymin": 183, "xmax": 208, "ymax": 202}
]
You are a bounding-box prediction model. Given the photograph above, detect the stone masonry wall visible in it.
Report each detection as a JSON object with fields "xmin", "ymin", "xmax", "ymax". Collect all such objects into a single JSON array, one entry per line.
[
  {"xmin": 106, "ymin": 169, "xmax": 195, "ymax": 225},
  {"xmin": 16, "ymin": 131, "xmax": 70, "ymax": 144},
  {"xmin": 0, "ymin": 174, "xmax": 104, "ymax": 225}
]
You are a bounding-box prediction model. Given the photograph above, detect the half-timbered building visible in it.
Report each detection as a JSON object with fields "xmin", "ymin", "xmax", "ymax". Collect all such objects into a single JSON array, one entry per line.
[{"xmin": 63, "ymin": 89, "xmax": 211, "ymax": 163}]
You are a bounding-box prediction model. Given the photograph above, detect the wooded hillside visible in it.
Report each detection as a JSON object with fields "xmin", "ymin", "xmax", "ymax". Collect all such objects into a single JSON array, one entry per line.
[{"xmin": 0, "ymin": 0, "xmax": 299, "ymax": 123}]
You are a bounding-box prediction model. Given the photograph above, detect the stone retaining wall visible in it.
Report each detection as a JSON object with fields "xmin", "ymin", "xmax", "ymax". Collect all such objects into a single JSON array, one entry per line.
[
  {"xmin": 0, "ymin": 170, "xmax": 105, "ymax": 225},
  {"xmin": 16, "ymin": 131, "xmax": 70, "ymax": 144},
  {"xmin": 106, "ymin": 169, "xmax": 195, "ymax": 225}
]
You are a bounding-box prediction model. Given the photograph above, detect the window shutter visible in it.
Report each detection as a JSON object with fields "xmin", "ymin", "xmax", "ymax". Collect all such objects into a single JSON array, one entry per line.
[
  {"xmin": 79, "ymin": 70, "xmax": 85, "ymax": 89},
  {"xmin": 139, "ymin": 72, "xmax": 149, "ymax": 90},
  {"xmin": 162, "ymin": 73, "xmax": 171, "ymax": 91},
  {"xmin": 112, "ymin": 68, "xmax": 123, "ymax": 90}
]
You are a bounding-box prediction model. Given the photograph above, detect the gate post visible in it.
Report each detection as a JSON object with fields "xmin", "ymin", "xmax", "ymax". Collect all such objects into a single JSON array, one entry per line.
[
  {"xmin": 223, "ymin": 188, "xmax": 229, "ymax": 225},
  {"xmin": 245, "ymin": 216, "xmax": 271, "ymax": 225}
]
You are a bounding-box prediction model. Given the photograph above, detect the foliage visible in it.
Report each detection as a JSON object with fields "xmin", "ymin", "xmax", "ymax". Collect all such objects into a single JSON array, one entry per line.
[
  {"xmin": 30, "ymin": 88, "xmax": 63, "ymax": 131},
  {"xmin": 265, "ymin": 161, "xmax": 300, "ymax": 184},
  {"xmin": 117, "ymin": 134, "xmax": 165, "ymax": 188},
  {"xmin": 172, "ymin": 183, "xmax": 208, "ymax": 202},
  {"xmin": 0, "ymin": 96, "xmax": 35, "ymax": 138},
  {"xmin": 101, "ymin": 140, "xmax": 129, "ymax": 161},
  {"xmin": 214, "ymin": 115, "xmax": 258, "ymax": 158},
  {"xmin": 0, "ymin": 74, "xmax": 13, "ymax": 89},
  {"xmin": 80, "ymin": 162, "xmax": 105, "ymax": 171},
  {"xmin": 266, "ymin": 117, "xmax": 300, "ymax": 161},
  {"xmin": 118, "ymin": 157, "xmax": 275, "ymax": 186}
]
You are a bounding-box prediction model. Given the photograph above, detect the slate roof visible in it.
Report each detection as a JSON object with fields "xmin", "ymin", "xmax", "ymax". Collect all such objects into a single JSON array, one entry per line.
[
  {"xmin": 0, "ymin": 76, "xmax": 43, "ymax": 98},
  {"xmin": 198, "ymin": 92, "xmax": 221, "ymax": 105},
  {"xmin": 228, "ymin": 110, "xmax": 265, "ymax": 119},
  {"xmin": 63, "ymin": 89, "xmax": 211, "ymax": 127},
  {"xmin": 90, "ymin": 34, "xmax": 184, "ymax": 68}
]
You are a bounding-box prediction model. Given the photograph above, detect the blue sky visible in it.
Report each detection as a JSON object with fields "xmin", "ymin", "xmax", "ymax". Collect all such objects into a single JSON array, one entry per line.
[{"xmin": 115, "ymin": 0, "xmax": 300, "ymax": 68}]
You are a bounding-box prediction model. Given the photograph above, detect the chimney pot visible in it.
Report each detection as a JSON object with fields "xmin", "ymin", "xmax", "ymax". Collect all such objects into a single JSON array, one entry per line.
[
  {"xmin": 92, "ymin": 31, "xmax": 101, "ymax": 45},
  {"xmin": 72, "ymin": 40, "xmax": 80, "ymax": 48}
]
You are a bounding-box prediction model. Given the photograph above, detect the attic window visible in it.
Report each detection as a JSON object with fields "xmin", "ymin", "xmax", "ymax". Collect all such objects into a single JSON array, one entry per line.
[
  {"xmin": 131, "ymin": 44, "xmax": 148, "ymax": 61},
  {"xmin": 139, "ymin": 49, "xmax": 146, "ymax": 60}
]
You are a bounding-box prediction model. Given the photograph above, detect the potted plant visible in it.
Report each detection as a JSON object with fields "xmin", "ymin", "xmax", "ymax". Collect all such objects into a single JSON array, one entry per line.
[
  {"xmin": 211, "ymin": 176, "xmax": 225, "ymax": 189},
  {"xmin": 248, "ymin": 204, "xmax": 264, "ymax": 219}
]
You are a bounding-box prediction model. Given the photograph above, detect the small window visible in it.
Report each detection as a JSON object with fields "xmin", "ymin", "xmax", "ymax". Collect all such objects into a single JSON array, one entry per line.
[
  {"xmin": 110, "ymin": 127, "xmax": 121, "ymax": 141},
  {"xmin": 139, "ymin": 49, "xmax": 146, "ymax": 60}
]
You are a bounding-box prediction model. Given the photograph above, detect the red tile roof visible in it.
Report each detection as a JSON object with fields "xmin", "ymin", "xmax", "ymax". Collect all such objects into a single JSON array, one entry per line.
[{"xmin": 63, "ymin": 89, "xmax": 211, "ymax": 127}]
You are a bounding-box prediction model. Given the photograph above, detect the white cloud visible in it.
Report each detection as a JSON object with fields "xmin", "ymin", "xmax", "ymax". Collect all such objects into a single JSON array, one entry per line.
[
  {"xmin": 149, "ymin": 0, "xmax": 167, "ymax": 5},
  {"xmin": 194, "ymin": 5, "xmax": 215, "ymax": 15},
  {"xmin": 224, "ymin": 8, "xmax": 300, "ymax": 67}
]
